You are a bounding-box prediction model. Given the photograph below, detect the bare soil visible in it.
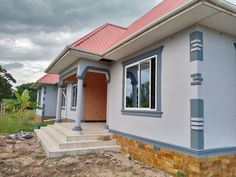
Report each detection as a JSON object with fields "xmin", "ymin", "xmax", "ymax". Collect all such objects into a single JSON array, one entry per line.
[{"xmin": 0, "ymin": 133, "xmax": 171, "ymax": 177}]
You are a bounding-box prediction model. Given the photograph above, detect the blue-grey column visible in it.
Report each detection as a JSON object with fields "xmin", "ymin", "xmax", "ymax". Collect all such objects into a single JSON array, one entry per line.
[
  {"xmin": 190, "ymin": 99, "xmax": 204, "ymax": 150},
  {"xmin": 105, "ymin": 79, "xmax": 109, "ymax": 129},
  {"xmin": 73, "ymin": 78, "xmax": 83, "ymax": 131},
  {"xmin": 55, "ymin": 85, "xmax": 63, "ymax": 123}
]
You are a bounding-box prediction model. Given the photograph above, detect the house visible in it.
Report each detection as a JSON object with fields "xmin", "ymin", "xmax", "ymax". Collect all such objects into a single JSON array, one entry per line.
[
  {"xmin": 33, "ymin": 74, "xmax": 59, "ymax": 121},
  {"xmin": 38, "ymin": 0, "xmax": 236, "ymax": 176}
]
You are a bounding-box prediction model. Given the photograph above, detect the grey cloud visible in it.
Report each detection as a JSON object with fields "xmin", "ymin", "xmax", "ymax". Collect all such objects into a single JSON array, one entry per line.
[
  {"xmin": 2, "ymin": 62, "xmax": 24, "ymax": 70},
  {"xmin": 0, "ymin": 0, "xmax": 161, "ymax": 85},
  {"xmin": 0, "ymin": 0, "xmax": 157, "ymax": 34}
]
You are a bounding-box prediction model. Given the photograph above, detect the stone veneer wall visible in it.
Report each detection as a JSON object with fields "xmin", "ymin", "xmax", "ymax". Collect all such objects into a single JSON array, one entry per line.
[{"xmin": 113, "ymin": 134, "xmax": 236, "ymax": 177}]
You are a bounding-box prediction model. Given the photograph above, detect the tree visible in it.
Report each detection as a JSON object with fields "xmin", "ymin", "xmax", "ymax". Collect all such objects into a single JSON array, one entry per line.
[
  {"xmin": 5, "ymin": 89, "xmax": 39, "ymax": 119},
  {"xmin": 16, "ymin": 83, "xmax": 37, "ymax": 102},
  {"xmin": 0, "ymin": 65, "xmax": 16, "ymax": 102}
]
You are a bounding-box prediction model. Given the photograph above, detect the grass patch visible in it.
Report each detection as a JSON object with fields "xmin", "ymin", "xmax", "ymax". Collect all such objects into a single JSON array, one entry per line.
[{"xmin": 0, "ymin": 110, "xmax": 36, "ymax": 133}]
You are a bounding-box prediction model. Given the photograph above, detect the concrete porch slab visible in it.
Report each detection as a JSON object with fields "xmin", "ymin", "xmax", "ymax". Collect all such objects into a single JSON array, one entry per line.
[{"xmin": 35, "ymin": 122, "xmax": 120, "ymax": 158}]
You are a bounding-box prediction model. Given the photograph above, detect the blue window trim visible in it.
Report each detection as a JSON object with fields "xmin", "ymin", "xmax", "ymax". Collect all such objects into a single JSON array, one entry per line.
[{"xmin": 121, "ymin": 46, "xmax": 164, "ymax": 117}]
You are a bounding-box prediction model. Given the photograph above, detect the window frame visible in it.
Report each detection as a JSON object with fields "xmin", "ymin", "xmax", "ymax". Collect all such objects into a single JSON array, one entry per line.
[
  {"xmin": 121, "ymin": 46, "xmax": 163, "ymax": 117},
  {"xmin": 38, "ymin": 89, "xmax": 42, "ymax": 107},
  {"xmin": 71, "ymin": 83, "xmax": 77, "ymax": 109},
  {"xmin": 124, "ymin": 55, "xmax": 157, "ymax": 111}
]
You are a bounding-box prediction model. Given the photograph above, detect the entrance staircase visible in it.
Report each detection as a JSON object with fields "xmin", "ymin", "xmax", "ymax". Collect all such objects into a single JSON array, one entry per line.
[{"xmin": 35, "ymin": 123, "xmax": 120, "ymax": 158}]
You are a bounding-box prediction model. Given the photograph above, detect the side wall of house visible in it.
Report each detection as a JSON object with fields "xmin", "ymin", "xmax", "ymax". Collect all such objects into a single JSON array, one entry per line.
[
  {"xmin": 198, "ymin": 26, "xmax": 236, "ymax": 148},
  {"xmin": 108, "ymin": 27, "xmax": 197, "ymax": 148},
  {"xmin": 44, "ymin": 85, "xmax": 58, "ymax": 117}
]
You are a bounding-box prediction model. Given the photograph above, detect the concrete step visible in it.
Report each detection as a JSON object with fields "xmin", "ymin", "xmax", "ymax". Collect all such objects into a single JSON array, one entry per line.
[
  {"xmin": 54, "ymin": 123, "xmax": 109, "ymax": 135},
  {"xmin": 34, "ymin": 129, "xmax": 59, "ymax": 157},
  {"xmin": 51, "ymin": 124, "xmax": 113, "ymax": 141},
  {"xmin": 35, "ymin": 124, "xmax": 120, "ymax": 158},
  {"xmin": 42, "ymin": 126, "xmax": 117, "ymax": 149}
]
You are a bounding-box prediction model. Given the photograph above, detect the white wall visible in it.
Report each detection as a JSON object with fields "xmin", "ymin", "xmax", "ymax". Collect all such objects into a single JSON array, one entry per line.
[
  {"xmin": 36, "ymin": 89, "xmax": 43, "ymax": 116},
  {"xmin": 61, "ymin": 83, "xmax": 77, "ymax": 120},
  {"xmin": 198, "ymin": 26, "xmax": 236, "ymax": 148},
  {"xmin": 108, "ymin": 27, "xmax": 197, "ymax": 148}
]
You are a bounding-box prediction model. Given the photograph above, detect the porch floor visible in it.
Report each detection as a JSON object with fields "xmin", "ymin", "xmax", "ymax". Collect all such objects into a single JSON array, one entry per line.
[
  {"xmin": 60, "ymin": 122, "xmax": 107, "ymax": 134},
  {"xmin": 35, "ymin": 122, "xmax": 120, "ymax": 158}
]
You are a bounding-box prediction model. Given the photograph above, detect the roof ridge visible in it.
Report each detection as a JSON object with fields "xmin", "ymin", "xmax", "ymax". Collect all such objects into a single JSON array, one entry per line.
[
  {"xmin": 71, "ymin": 23, "xmax": 126, "ymax": 47},
  {"xmin": 105, "ymin": 23, "xmax": 127, "ymax": 30},
  {"xmin": 127, "ymin": 0, "xmax": 166, "ymax": 29}
]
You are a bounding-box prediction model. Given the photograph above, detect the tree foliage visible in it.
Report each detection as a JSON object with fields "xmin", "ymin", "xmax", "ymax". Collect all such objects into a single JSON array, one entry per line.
[
  {"xmin": 4, "ymin": 89, "xmax": 39, "ymax": 119},
  {"xmin": 16, "ymin": 83, "xmax": 37, "ymax": 102},
  {"xmin": 0, "ymin": 65, "xmax": 16, "ymax": 101}
]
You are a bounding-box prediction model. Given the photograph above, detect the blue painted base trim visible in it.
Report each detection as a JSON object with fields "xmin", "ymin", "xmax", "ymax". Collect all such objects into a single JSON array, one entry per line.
[
  {"xmin": 110, "ymin": 129, "xmax": 236, "ymax": 157},
  {"xmin": 72, "ymin": 125, "xmax": 82, "ymax": 131},
  {"xmin": 121, "ymin": 110, "xmax": 162, "ymax": 118}
]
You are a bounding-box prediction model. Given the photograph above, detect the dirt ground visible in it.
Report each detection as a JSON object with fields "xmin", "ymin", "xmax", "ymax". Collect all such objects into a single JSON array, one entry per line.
[{"xmin": 0, "ymin": 133, "xmax": 171, "ymax": 177}]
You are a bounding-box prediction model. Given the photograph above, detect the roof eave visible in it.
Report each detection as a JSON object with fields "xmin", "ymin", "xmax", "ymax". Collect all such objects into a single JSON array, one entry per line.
[
  {"xmin": 103, "ymin": 0, "xmax": 199, "ymax": 57},
  {"xmin": 45, "ymin": 46, "xmax": 102, "ymax": 74},
  {"xmin": 103, "ymin": 0, "xmax": 236, "ymax": 58},
  {"xmin": 45, "ymin": 45, "xmax": 71, "ymax": 73}
]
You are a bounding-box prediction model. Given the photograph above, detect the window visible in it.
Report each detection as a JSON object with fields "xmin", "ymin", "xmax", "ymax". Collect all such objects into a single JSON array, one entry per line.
[
  {"xmin": 61, "ymin": 87, "xmax": 67, "ymax": 108},
  {"xmin": 122, "ymin": 46, "xmax": 163, "ymax": 117},
  {"xmin": 71, "ymin": 84, "xmax": 77, "ymax": 108},
  {"xmin": 125, "ymin": 56, "xmax": 156, "ymax": 110},
  {"xmin": 38, "ymin": 89, "xmax": 42, "ymax": 106}
]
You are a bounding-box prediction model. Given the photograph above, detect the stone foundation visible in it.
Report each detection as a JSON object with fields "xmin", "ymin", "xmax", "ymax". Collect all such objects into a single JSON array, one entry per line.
[{"xmin": 113, "ymin": 134, "xmax": 236, "ymax": 177}]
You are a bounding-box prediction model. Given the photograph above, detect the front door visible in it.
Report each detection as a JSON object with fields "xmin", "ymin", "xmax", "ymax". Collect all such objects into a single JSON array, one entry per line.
[{"xmin": 83, "ymin": 72, "xmax": 107, "ymax": 121}]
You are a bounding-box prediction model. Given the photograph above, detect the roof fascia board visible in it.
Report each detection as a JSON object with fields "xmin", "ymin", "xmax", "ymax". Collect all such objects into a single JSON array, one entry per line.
[
  {"xmin": 45, "ymin": 45, "xmax": 71, "ymax": 73},
  {"xmin": 70, "ymin": 46, "xmax": 102, "ymax": 57},
  {"xmin": 103, "ymin": 0, "xmax": 236, "ymax": 57},
  {"xmin": 103, "ymin": 0, "xmax": 199, "ymax": 56},
  {"xmin": 45, "ymin": 46, "xmax": 102, "ymax": 73},
  {"xmin": 203, "ymin": 0, "xmax": 236, "ymax": 17}
]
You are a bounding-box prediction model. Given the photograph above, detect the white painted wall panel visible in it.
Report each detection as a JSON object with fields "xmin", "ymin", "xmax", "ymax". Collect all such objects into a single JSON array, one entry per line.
[
  {"xmin": 198, "ymin": 26, "xmax": 236, "ymax": 148},
  {"xmin": 108, "ymin": 28, "xmax": 196, "ymax": 148},
  {"xmin": 36, "ymin": 89, "xmax": 43, "ymax": 117}
]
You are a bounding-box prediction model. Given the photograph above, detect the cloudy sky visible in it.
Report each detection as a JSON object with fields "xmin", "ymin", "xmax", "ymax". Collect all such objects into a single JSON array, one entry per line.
[{"xmin": 0, "ymin": 0, "xmax": 235, "ymax": 86}]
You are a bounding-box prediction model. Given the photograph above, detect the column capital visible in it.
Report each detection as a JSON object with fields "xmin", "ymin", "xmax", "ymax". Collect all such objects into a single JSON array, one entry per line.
[
  {"xmin": 57, "ymin": 80, "xmax": 64, "ymax": 87},
  {"xmin": 76, "ymin": 74, "xmax": 84, "ymax": 80}
]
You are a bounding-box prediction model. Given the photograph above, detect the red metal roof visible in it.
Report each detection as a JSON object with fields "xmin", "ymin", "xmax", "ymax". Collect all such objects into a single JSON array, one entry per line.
[
  {"xmin": 71, "ymin": 0, "xmax": 187, "ymax": 54},
  {"xmin": 119, "ymin": 0, "xmax": 187, "ymax": 40},
  {"xmin": 72, "ymin": 23, "xmax": 127, "ymax": 53},
  {"xmin": 37, "ymin": 74, "xmax": 59, "ymax": 85}
]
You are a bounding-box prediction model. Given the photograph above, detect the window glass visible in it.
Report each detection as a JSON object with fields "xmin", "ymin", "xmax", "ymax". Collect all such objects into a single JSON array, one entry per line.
[
  {"xmin": 140, "ymin": 61, "xmax": 150, "ymax": 108},
  {"xmin": 38, "ymin": 90, "xmax": 41, "ymax": 106},
  {"xmin": 151, "ymin": 58, "xmax": 156, "ymax": 109},
  {"xmin": 126, "ymin": 65, "xmax": 139, "ymax": 108}
]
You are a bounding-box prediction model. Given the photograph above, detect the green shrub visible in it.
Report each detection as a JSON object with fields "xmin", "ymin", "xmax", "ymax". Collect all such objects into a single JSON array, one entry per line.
[
  {"xmin": 175, "ymin": 171, "xmax": 185, "ymax": 177},
  {"xmin": 0, "ymin": 110, "xmax": 36, "ymax": 133},
  {"xmin": 33, "ymin": 122, "xmax": 48, "ymax": 129}
]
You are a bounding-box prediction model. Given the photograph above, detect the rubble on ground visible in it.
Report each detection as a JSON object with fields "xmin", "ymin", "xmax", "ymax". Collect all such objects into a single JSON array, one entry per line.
[
  {"xmin": 8, "ymin": 131, "xmax": 33, "ymax": 140},
  {"xmin": 0, "ymin": 133, "xmax": 171, "ymax": 177}
]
